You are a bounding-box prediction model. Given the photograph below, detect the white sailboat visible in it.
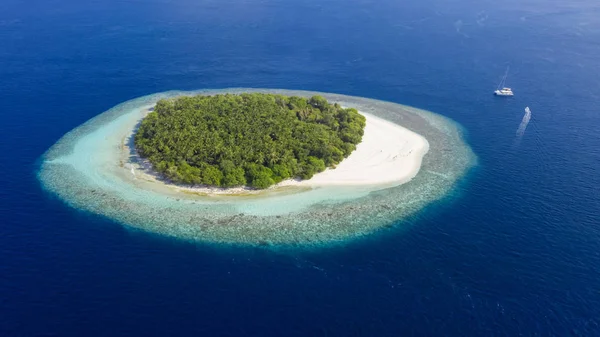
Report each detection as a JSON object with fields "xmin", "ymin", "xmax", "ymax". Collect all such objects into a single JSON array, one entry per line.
[{"xmin": 494, "ymin": 66, "xmax": 514, "ymax": 96}]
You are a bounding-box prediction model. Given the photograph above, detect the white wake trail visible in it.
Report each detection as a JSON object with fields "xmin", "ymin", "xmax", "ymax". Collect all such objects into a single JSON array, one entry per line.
[{"xmin": 515, "ymin": 106, "xmax": 532, "ymax": 145}]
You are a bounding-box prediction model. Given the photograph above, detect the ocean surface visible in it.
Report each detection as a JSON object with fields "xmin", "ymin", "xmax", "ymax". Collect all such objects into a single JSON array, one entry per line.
[{"xmin": 2, "ymin": 0, "xmax": 600, "ymax": 335}]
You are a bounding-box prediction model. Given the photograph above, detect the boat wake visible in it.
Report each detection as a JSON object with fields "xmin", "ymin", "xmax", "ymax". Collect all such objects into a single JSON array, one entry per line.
[{"xmin": 515, "ymin": 107, "xmax": 532, "ymax": 146}]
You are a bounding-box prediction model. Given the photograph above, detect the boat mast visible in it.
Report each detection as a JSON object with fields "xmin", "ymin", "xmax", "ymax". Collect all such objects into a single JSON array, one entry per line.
[{"xmin": 498, "ymin": 66, "xmax": 509, "ymax": 89}]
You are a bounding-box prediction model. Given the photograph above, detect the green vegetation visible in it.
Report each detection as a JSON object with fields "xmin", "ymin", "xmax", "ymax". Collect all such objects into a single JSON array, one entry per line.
[{"xmin": 134, "ymin": 93, "xmax": 366, "ymax": 189}]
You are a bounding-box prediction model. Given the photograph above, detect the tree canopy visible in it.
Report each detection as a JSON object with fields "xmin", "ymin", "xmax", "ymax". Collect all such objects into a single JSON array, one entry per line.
[{"xmin": 134, "ymin": 93, "xmax": 366, "ymax": 189}]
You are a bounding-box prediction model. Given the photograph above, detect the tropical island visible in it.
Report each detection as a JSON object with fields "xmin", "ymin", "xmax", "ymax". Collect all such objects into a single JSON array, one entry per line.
[
  {"xmin": 134, "ymin": 93, "xmax": 366, "ymax": 189},
  {"xmin": 39, "ymin": 88, "xmax": 476, "ymax": 245}
]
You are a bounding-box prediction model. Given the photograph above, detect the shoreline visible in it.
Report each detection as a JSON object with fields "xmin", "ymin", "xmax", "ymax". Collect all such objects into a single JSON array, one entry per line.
[{"xmin": 125, "ymin": 108, "xmax": 429, "ymax": 195}]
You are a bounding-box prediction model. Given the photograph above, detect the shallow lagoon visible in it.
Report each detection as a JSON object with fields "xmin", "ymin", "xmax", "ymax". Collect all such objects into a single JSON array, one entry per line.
[{"xmin": 39, "ymin": 89, "xmax": 476, "ymax": 246}]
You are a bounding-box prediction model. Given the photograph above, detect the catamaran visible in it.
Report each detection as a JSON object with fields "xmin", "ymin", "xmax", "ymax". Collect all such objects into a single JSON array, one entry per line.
[{"xmin": 494, "ymin": 66, "xmax": 514, "ymax": 96}]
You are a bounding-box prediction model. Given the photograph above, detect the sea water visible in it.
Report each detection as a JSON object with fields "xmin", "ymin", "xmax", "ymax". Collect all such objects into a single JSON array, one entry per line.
[{"xmin": 2, "ymin": 0, "xmax": 600, "ymax": 335}]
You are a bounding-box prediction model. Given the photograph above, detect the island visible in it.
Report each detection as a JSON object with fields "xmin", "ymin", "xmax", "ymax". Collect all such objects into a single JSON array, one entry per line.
[
  {"xmin": 134, "ymin": 93, "xmax": 366, "ymax": 189},
  {"xmin": 38, "ymin": 89, "xmax": 476, "ymax": 246}
]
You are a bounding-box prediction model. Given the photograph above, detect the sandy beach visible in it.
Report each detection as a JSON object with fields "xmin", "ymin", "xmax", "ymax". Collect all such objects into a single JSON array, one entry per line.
[{"xmin": 129, "ymin": 110, "xmax": 429, "ymax": 194}]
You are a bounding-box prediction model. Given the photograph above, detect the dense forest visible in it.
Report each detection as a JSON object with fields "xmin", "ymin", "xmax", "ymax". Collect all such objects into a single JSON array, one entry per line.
[{"xmin": 134, "ymin": 93, "xmax": 366, "ymax": 189}]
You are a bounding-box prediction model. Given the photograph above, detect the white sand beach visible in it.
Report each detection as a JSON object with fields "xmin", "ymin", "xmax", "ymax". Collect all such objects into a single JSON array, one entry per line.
[
  {"xmin": 279, "ymin": 112, "xmax": 429, "ymax": 188},
  {"xmin": 129, "ymin": 110, "xmax": 429, "ymax": 195}
]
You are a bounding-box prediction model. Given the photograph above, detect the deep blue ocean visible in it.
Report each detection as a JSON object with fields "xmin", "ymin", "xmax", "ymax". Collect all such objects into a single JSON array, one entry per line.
[{"xmin": 2, "ymin": 0, "xmax": 600, "ymax": 335}]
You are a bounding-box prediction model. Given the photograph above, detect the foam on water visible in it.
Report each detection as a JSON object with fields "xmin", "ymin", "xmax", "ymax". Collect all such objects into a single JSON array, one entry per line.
[{"xmin": 38, "ymin": 89, "xmax": 477, "ymax": 246}]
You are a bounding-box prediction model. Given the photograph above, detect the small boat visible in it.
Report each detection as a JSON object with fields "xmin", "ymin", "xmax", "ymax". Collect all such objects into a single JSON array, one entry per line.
[
  {"xmin": 494, "ymin": 66, "xmax": 514, "ymax": 96},
  {"xmin": 495, "ymin": 87, "xmax": 514, "ymax": 96}
]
